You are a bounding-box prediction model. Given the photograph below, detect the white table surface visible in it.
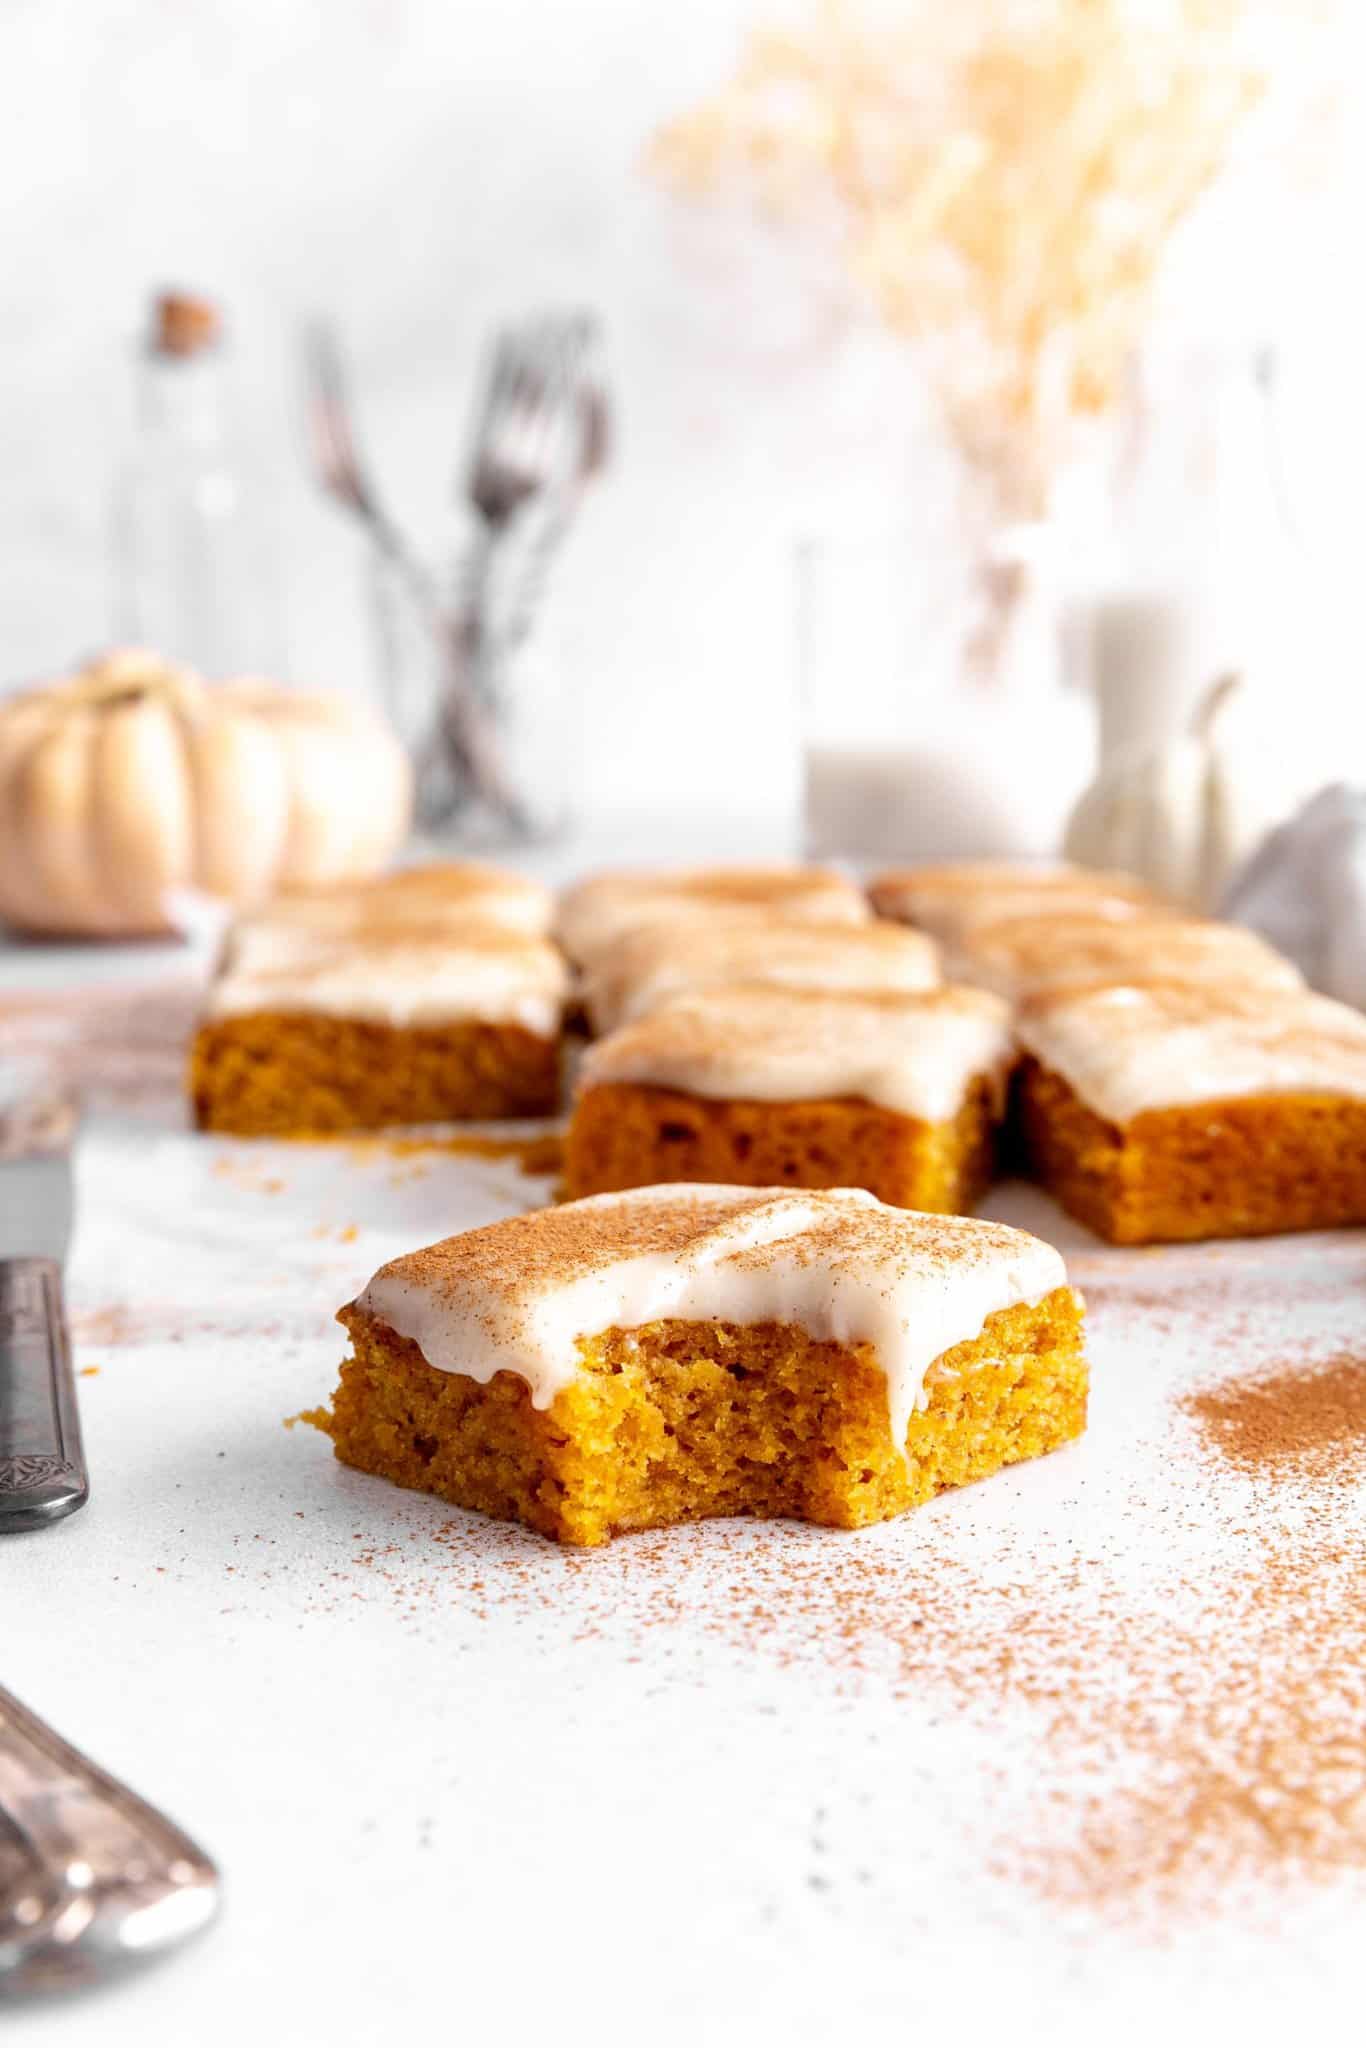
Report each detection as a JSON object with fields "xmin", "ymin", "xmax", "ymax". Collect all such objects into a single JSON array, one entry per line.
[{"xmin": 4, "ymin": 832, "xmax": 1366, "ymax": 2046}]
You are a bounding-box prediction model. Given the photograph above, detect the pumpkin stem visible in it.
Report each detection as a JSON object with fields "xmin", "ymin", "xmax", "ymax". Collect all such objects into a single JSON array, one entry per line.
[
  {"xmin": 61, "ymin": 652, "xmax": 206, "ymax": 716},
  {"xmin": 1191, "ymin": 669, "xmax": 1241, "ymax": 741}
]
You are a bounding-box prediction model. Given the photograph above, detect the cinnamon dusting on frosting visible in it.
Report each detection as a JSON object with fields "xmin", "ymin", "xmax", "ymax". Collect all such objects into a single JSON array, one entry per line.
[
  {"xmin": 950, "ymin": 911, "xmax": 1303, "ymax": 1000},
  {"xmin": 555, "ymin": 863, "xmax": 869, "ymax": 965},
  {"xmin": 206, "ymin": 926, "xmax": 568, "ymax": 1034},
  {"xmin": 869, "ymin": 860, "xmax": 1161, "ymax": 943},
  {"xmin": 583, "ymin": 914, "xmax": 940, "ymax": 1032}
]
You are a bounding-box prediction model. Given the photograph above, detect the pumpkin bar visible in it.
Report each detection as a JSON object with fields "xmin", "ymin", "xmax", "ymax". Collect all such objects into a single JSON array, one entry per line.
[
  {"xmin": 582, "ymin": 914, "xmax": 940, "ymax": 1035},
  {"xmin": 563, "ymin": 983, "xmax": 1014, "ymax": 1212},
  {"xmin": 190, "ymin": 927, "xmax": 567, "ymax": 1136},
  {"xmin": 943, "ymin": 911, "xmax": 1302, "ymax": 1002},
  {"xmin": 555, "ymin": 862, "xmax": 869, "ymax": 971},
  {"xmin": 324, "ymin": 1185, "xmax": 1087, "ymax": 1545},
  {"xmin": 1015, "ymin": 981, "xmax": 1366, "ymax": 1244},
  {"xmin": 868, "ymin": 860, "xmax": 1165, "ymax": 945}
]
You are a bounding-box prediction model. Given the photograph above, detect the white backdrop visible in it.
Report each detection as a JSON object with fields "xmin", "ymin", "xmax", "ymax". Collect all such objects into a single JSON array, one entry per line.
[{"xmin": 1, "ymin": 0, "xmax": 1362, "ymax": 829}]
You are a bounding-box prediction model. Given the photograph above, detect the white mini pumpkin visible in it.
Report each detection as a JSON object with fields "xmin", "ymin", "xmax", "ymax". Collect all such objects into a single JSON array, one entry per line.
[
  {"xmin": 0, "ymin": 650, "xmax": 412, "ymax": 936},
  {"xmin": 1063, "ymin": 672, "xmax": 1321, "ymax": 912}
]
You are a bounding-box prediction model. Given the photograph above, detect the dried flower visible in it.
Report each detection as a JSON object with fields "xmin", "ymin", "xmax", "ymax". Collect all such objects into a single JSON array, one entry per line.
[{"xmin": 650, "ymin": 0, "xmax": 1320, "ymax": 514}]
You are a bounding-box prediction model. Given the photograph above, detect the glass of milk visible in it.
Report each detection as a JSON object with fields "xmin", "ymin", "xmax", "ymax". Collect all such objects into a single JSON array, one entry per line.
[{"xmin": 798, "ymin": 530, "xmax": 1090, "ymax": 863}]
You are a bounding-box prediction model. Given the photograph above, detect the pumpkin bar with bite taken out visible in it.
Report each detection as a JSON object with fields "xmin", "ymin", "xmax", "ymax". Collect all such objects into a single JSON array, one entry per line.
[
  {"xmin": 563, "ymin": 983, "xmax": 1013, "ymax": 1212},
  {"xmin": 324, "ymin": 1185, "xmax": 1087, "ymax": 1545},
  {"xmin": 190, "ymin": 924, "xmax": 567, "ymax": 1136},
  {"xmin": 1015, "ymin": 980, "xmax": 1366, "ymax": 1244}
]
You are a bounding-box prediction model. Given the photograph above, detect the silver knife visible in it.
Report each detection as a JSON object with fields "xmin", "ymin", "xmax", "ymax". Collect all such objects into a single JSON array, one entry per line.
[{"xmin": 0, "ymin": 1060, "xmax": 88, "ymax": 1531}]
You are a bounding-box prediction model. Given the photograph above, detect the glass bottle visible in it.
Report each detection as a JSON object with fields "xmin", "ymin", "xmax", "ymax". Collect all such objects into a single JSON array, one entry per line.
[
  {"xmin": 111, "ymin": 292, "xmax": 282, "ymax": 675},
  {"xmin": 1079, "ymin": 344, "xmax": 1300, "ymax": 767}
]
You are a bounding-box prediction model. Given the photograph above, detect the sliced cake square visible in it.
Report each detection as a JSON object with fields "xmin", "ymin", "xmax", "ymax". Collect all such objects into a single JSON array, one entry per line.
[
  {"xmin": 190, "ymin": 925, "xmax": 567, "ymax": 1135},
  {"xmin": 1016, "ymin": 981, "xmax": 1366, "ymax": 1243},
  {"xmin": 563, "ymin": 983, "xmax": 1013, "ymax": 1212}
]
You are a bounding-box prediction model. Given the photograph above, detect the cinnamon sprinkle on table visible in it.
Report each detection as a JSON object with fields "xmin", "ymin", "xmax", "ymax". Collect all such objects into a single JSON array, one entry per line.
[{"xmin": 1182, "ymin": 1352, "xmax": 1366, "ymax": 1480}]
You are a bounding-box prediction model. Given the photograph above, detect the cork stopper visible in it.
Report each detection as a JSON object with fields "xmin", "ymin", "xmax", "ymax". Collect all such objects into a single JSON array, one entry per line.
[{"xmin": 152, "ymin": 291, "xmax": 221, "ymax": 358}]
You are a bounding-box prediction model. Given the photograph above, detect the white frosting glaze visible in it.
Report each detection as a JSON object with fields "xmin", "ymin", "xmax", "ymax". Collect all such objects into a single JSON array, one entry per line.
[
  {"xmin": 228, "ymin": 862, "xmax": 551, "ymax": 967},
  {"xmin": 869, "ymin": 861, "xmax": 1158, "ymax": 944},
  {"xmin": 583, "ymin": 916, "xmax": 940, "ymax": 1034},
  {"xmin": 577, "ymin": 984, "xmax": 1015, "ymax": 1122},
  {"xmin": 206, "ymin": 930, "xmax": 568, "ymax": 1035},
  {"xmin": 946, "ymin": 912, "xmax": 1303, "ymax": 1001},
  {"xmin": 353, "ymin": 1184, "xmax": 1071, "ymax": 1454},
  {"xmin": 1017, "ymin": 981, "xmax": 1366, "ymax": 1123},
  {"xmin": 555, "ymin": 864, "xmax": 869, "ymax": 967}
]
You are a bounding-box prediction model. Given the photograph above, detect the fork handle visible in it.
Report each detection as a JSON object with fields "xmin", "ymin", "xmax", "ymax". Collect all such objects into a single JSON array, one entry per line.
[
  {"xmin": 0, "ymin": 1685, "xmax": 219, "ymax": 1994},
  {"xmin": 0, "ymin": 1261, "xmax": 88, "ymax": 1533}
]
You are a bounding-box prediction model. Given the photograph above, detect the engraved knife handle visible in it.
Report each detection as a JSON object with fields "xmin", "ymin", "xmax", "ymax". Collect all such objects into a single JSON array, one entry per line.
[
  {"xmin": 0, "ymin": 1260, "xmax": 89, "ymax": 1532},
  {"xmin": 0, "ymin": 1687, "xmax": 219, "ymax": 1995}
]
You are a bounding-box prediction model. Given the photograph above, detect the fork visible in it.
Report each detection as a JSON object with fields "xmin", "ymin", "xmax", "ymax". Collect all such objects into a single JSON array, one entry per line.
[
  {"xmin": 303, "ymin": 323, "xmax": 441, "ymax": 619},
  {"xmin": 451, "ymin": 316, "xmax": 588, "ymax": 682},
  {"xmin": 304, "ymin": 322, "xmax": 522, "ymax": 824},
  {"xmin": 501, "ymin": 316, "xmax": 609, "ymax": 650},
  {"xmin": 427, "ymin": 314, "xmax": 598, "ymax": 831}
]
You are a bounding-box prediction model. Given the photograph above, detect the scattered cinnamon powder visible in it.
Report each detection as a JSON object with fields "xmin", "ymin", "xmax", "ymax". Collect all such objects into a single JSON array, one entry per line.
[
  {"xmin": 1182, "ymin": 1351, "xmax": 1366, "ymax": 1482},
  {"xmin": 292, "ymin": 1299, "xmax": 1366, "ymax": 1927},
  {"xmin": 335, "ymin": 1129, "xmax": 563, "ymax": 1178},
  {"xmin": 71, "ymin": 1303, "xmax": 155, "ymax": 1347},
  {"xmin": 420, "ymin": 1131, "xmax": 565, "ymax": 1177}
]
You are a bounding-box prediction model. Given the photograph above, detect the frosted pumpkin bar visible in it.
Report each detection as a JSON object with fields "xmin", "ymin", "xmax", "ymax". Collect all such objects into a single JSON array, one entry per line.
[
  {"xmin": 564, "ymin": 983, "xmax": 1013, "ymax": 1211},
  {"xmin": 868, "ymin": 860, "xmax": 1164, "ymax": 945},
  {"xmin": 325, "ymin": 1185, "xmax": 1087, "ymax": 1545},
  {"xmin": 1015, "ymin": 981, "xmax": 1366, "ymax": 1244},
  {"xmin": 582, "ymin": 914, "xmax": 940, "ymax": 1035},
  {"xmin": 190, "ymin": 926, "xmax": 567, "ymax": 1136},
  {"xmin": 944, "ymin": 911, "xmax": 1302, "ymax": 1003},
  {"xmin": 555, "ymin": 862, "xmax": 869, "ymax": 970}
]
